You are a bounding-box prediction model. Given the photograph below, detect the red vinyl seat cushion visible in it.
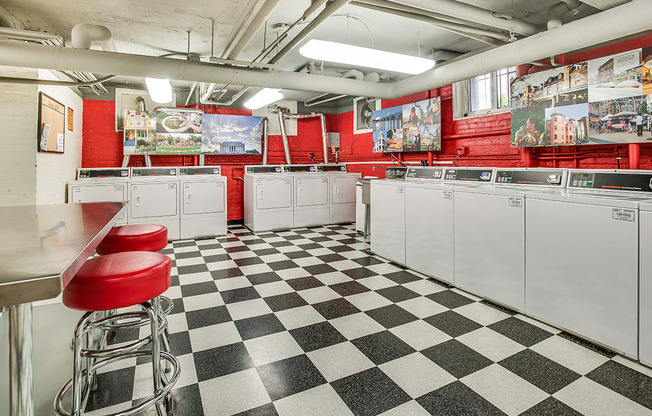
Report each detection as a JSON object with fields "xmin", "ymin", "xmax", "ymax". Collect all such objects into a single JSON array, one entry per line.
[
  {"xmin": 63, "ymin": 252, "xmax": 172, "ymax": 311},
  {"xmin": 95, "ymin": 224, "xmax": 168, "ymax": 255}
]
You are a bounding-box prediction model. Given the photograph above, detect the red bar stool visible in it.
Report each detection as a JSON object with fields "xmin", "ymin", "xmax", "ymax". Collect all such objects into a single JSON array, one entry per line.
[{"xmin": 54, "ymin": 252, "xmax": 180, "ymax": 416}]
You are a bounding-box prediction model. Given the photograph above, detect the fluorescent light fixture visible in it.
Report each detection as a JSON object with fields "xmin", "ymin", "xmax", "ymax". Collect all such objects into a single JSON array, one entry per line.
[
  {"xmin": 299, "ymin": 39, "xmax": 435, "ymax": 75},
  {"xmin": 244, "ymin": 88, "xmax": 284, "ymax": 109},
  {"xmin": 145, "ymin": 77, "xmax": 172, "ymax": 103}
]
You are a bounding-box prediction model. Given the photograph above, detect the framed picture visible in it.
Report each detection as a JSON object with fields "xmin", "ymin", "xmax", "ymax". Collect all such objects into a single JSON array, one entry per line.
[
  {"xmin": 67, "ymin": 107, "xmax": 74, "ymax": 131},
  {"xmin": 38, "ymin": 92, "xmax": 65, "ymax": 153},
  {"xmin": 353, "ymin": 97, "xmax": 379, "ymax": 134}
]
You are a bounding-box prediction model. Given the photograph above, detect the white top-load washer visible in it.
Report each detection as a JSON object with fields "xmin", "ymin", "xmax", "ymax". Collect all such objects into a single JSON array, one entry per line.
[
  {"xmin": 179, "ymin": 166, "xmax": 227, "ymax": 239},
  {"xmin": 244, "ymin": 165, "xmax": 293, "ymax": 232},
  {"xmin": 403, "ymin": 167, "xmax": 453, "ymax": 283},
  {"xmin": 453, "ymin": 168, "xmax": 566, "ymax": 312},
  {"xmin": 284, "ymin": 165, "xmax": 330, "ymax": 228},
  {"xmin": 370, "ymin": 167, "xmax": 409, "ymax": 265},
  {"xmin": 319, "ymin": 165, "xmax": 362, "ymax": 224},
  {"xmin": 68, "ymin": 167, "xmax": 130, "ymax": 225},
  {"xmin": 639, "ymin": 198, "xmax": 652, "ymax": 366},
  {"xmin": 526, "ymin": 169, "xmax": 652, "ymax": 359},
  {"xmin": 128, "ymin": 167, "xmax": 180, "ymax": 240}
]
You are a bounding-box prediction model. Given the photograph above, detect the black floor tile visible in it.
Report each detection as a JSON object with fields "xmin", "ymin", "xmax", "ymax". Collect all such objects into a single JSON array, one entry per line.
[
  {"xmin": 331, "ymin": 367, "xmax": 411, "ymax": 416},
  {"xmin": 352, "ymin": 330, "xmax": 416, "ymax": 365},
  {"xmin": 197, "ymin": 243, "xmax": 221, "ymax": 250},
  {"xmin": 107, "ymin": 327, "xmax": 141, "ymax": 345},
  {"xmin": 424, "ymin": 310, "xmax": 483, "ymax": 337},
  {"xmin": 421, "ymin": 339, "xmax": 493, "ymax": 379},
  {"xmin": 426, "ymin": 290, "xmax": 475, "ymax": 309},
  {"xmin": 234, "ymin": 402, "xmax": 278, "ymax": 416},
  {"xmin": 220, "ymin": 286, "xmax": 261, "ymax": 304},
  {"xmin": 234, "ymin": 256, "xmax": 264, "ymax": 267},
  {"xmin": 302, "ymin": 264, "xmax": 338, "ymax": 275},
  {"xmin": 290, "ymin": 321, "xmax": 347, "ymax": 352},
  {"xmin": 383, "ymin": 270, "xmax": 421, "ymax": 284},
  {"xmin": 376, "ymin": 286, "xmax": 420, "ymax": 303},
  {"xmin": 135, "ymin": 383, "xmax": 206, "ymax": 416},
  {"xmin": 416, "ymin": 381, "xmax": 505, "ymax": 416},
  {"xmin": 366, "ymin": 304, "xmax": 419, "ymax": 329},
  {"xmin": 175, "ymin": 251, "xmax": 202, "ymax": 259},
  {"xmin": 225, "ymin": 245, "xmax": 251, "ymax": 253},
  {"xmin": 328, "ymin": 245, "xmax": 356, "ymax": 253},
  {"xmin": 170, "ymin": 275, "xmax": 180, "ymax": 287},
  {"xmin": 185, "ymin": 305, "xmax": 232, "ymax": 329},
  {"xmin": 499, "ymin": 349, "xmax": 581, "ymax": 394},
  {"xmin": 247, "ymin": 271, "xmax": 282, "ymax": 285},
  {"xmin": 284, "ymin": 250, "xmax": 313, "ymax": 259},
  {"xmin": 351, "ymin": 256, "xmax": 385, "ymax": 267},
  {"xmin": 177, "ymin": 264, "xmax": 209, "ymax": 275},
  {"xmin": 341, "ymin": 267, "xmax": 378, "ymax": 280},
  {"xmin": 329, "ymin": 281, "xmax": 371, "ymax": 296},
  {"xmin": 203, "ymin": 253, "xmax": 230, "ymax": 263},
  {"xmin": 242, "ymin": 238, "xmax": 266, "ymax": 246},
  {"xmin": 234, "ymin": 314, "xmax": 286, "ymax": 340},
  {"xmin": 286, "ymin": 276, "xmax": 325, "ymax": 291},
  {"xmin": 211, "ymin": 267, "xmax": 244, "ymax": 280},
  {"xmin": 519, "ymin": 397, "xmax": 583, "ymax": 416},
  {"xmin": 257, "ymin": 355, "xmax": 327, "ymax": 401},
  {"xmin": 193, "ymin": 342, "xmax": 254, "ymax": 381},
  {"xmin": 84, "ymin": 367, "xmax": 136, "ymax": 412},
  {"xmin": 173, "ymin": 241, "xmax": 197, "ymax": 248},
  {"xmin": 488, "ymin": 317, "xmax": 554, "ymax": 347},
  {"xmin": 317, "ymin": 253, "xmax": 347, "ymax": 263},
  {"xmin": 313, "ymin": 298, "xmax": 360, "ymax": 320},
  {"xmin": 253, "ymin": 248, "xmax": 281, "ymax": 256},
  {"xmin": 267, "ymin": 259, "xmax": 300, "ymax": 271},
  {"xmin": 167, "ymin": 331, "xmax": 194, "ymax": 356},
  {"xmin": 297, "ymin": 243, "xmax": 322, "ymax": 250},
  {"xmin": 586, "ymin": 360, "xmax": 652, "ymax": 409},
  {"xmin": 263, "ymin": 292, "xmax": 309, "ymax": 312},
  {"xmin": 311, "ymin": 236, "xmax": 331, "ymax": 242},
  {"xmin": 180, "ymin": 281, "xmax": 218, "ymax": 298},
  {"xmin": 168, "ymin": 298, "xmax": 184, "ymax": 314},
  {"xmin": 270, "ymin": 240, "xmax": 294, "ymax": 248}
]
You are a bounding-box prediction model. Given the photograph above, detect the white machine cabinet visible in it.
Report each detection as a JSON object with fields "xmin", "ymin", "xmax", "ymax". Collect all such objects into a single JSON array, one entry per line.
[
  {"xmin": 320, "ymin": 165, "xmax": 362, "ymax": 224},
  {"xmin": 68, "ymin": 168, "xmax": 130, "ymax": 225},
  {"xmin": 371, "ymin": 179, "xmax": 406, "ymax": 265},
  {"xmin": 244, "ymin": 165, "xmax": 294, "ymax": 232},
  {"xmin": 128, "ymin": 167, "xmax": 180, "ymax": 240},
  {"xmin": 287, "ymin": 165, "xmax": 329, "ymax": 228},
  {"xmin": 404, "ymin": 167, "xmax": 453, "ymax": 283},
  {"xmin": 179, "ymin": 166, "xmax": 227, "ymax": 239},
  {"xmin": 526, "ymin": 170, "xmax": 652, "ymax": 358},
  {"xmin": 640, "ymin": 200, "xmax": 652, "ymax": 366}
]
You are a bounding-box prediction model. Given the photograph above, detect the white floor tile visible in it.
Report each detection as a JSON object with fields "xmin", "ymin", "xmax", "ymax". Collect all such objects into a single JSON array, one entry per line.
[
  {"xmin": 457, "ymin": 327, "xmax": 525, "ymax": 362},
  {"xmin": 226, "ymin": 298, "xmax": 273, "ymax": 320},
  {"xmin": 554, "ymin": 377, "xmax": 651, "ymax": 416},
  {"xmin": 380, "ymin": 353, "xmax": 456, "ymax": 398},
  {"xmin": 329, "ymin": 312, "xmax": 385, "ymax": 340},
  {"xmin": 298, "ymin": 286, "xmax": 341, "ymax": 304},
  {"xmin": 275, "ymin": 305, "xmax": 326, "ymax": 330},
  {"xmin": 356, "ymin": 275, "xmax": 398, "ymax": 291},
  {"xmin": 379, "ymin": 400, "xmax": 431, "ymax": 416},
  {"xmin": 254, "ymin": 281, "xmax": 295, "ymax": 297},
  {"xmin": 530, "ymin": 335, "xmax": 610, "ymax": 375},
  {"xmin": 345, "ymin": 291, "xmax": 393, "ymax": 311},
  {"xmin": 244, "ymin": 331, "xmax": 304, "ymax": 366},
  {"xmin": 397, "ymin": 297, "xmax": 448, "ymax": 319},
  {"xmin": 275, "ymin": 384, "xmax": 354, "ymax": 416},
  {"xmin": 182, "ymin": 292, "xmax": 225, "ymax": 311},
  {"xmin": 215, "ymin": 276, "xmax": 251, "ymax": 291},
  {"xmin": 199, "ymin": 368, "xmax": 271, "ymax": 416},
  {"xmin": 307, "ymin": 342, "xmax": 375, "ymax": 382},
  {"xmin": 389, "ymin": 320, "xmax": 451, "ymax": 351},
  {"xmin": 189, "ymin": 321, "xmax": 242, "ymax": 352},
  {"xmin": 315, "ymin": 271, "xmax": 352, "ymax": 285},
  {"xmin": 402, "ymin": 279, "xmax": 448, "ymax": 295}
]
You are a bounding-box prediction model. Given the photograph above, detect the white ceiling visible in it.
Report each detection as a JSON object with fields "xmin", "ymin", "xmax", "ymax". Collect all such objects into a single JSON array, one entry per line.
[{"xmin": 0, "ymin": 0, "xmax": 627, "ymax": 106}]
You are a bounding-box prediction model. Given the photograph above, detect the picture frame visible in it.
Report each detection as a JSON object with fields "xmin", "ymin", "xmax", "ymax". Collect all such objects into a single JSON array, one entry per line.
[
  {"xmin": 353, "ymin": 97, "xmax": 379, "ymax": 134},
  {"xmin": 67, "ymin": 107, "xmax": 74, "ymax": 132},
  {"xmin": 38, "ymin": 92, "xmax": 65, "ymax": 153}
]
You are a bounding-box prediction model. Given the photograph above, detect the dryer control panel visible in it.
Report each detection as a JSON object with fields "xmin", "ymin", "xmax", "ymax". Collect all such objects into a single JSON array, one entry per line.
[
  {"xmin": 284, "ymin": 165, "xmax": 316, "ymax": 172},
  {"xmin": 405, "ymin": 167, "xmax": 444, "ymax": 180},
  {"xmin": 444, "ymin": 168, "xmax": 493, "ymax": 182},
  {"xmin": 569, "ymin": 171, "xmax": 652, "ymax": 193},
  {"xmin": 78, "ymin": 168, "xmax": 129, "ymax": 179},
  {"xmin": 131, "ymin": 167, "xmax": 178, "ymax": 177},
  {"xmin": 179, "ymin": 167, "xmax": 221, "ymax": 175},
  {"xmin": 495, "ymin": 169, "xmax": 564, "ymax": 186},
  {"xmin": 246, "ymin": 166, "xmax": 283, "ymax": 174},
  {"xmin": 318, "ymin": 165, "xmax": 347, "ymax": 172}
]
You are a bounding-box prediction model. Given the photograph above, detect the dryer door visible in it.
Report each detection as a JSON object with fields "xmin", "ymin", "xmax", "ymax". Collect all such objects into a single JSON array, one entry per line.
[
  {"xmin": 296, "ymin": 177, "xmax": 329, "ymax": 207},
  {"xmin": 183, "ymin": 180, "xmax": 226, "ymax": 215},
  {"xmin": 70, "ymin": 184, "xmax": 125, "ymax": 203},
  {"xmin": 256, "ymin": 178, "xmax": 292, "ymax": 210},
  {"xmin": 331, "ymin": 176, "xmax": 357, "ymax": 204},
  {"xmin": 130, "ymin": 182, "xmax": 178, "ymax": 218}
]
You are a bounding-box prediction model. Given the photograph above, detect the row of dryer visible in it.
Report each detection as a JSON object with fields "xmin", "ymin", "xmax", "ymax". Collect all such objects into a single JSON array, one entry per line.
[
  {"xmin": 243, "ymin": 165, "xmax": 361, "ymax": 232},
  {"xmin": 68, "ymin": 166, "xmax": 227, "ymax": 240},
  {"xmin": 370, "ymin": 166, "xmax": 652, "ymax": 366}
]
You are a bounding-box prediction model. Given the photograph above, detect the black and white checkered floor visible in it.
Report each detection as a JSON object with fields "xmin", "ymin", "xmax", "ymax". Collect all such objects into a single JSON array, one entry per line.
[{"xmin": 85, "ymin": 224, "xmax": 652, "ymax": 416}]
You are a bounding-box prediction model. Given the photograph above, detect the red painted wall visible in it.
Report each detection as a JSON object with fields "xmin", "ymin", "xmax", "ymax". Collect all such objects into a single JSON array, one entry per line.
[{"xmin": 81, "ymin": 34, "xmax": 652, "ymax": 220}]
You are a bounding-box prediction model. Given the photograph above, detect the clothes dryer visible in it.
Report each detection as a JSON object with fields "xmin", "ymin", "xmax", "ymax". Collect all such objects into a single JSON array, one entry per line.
[
  {"xmin": 244, "ymin": 165, "xmax": 293, "ymax": 232},
  {"xmin": 179, "ymin": 166, "xmax": 227, "ymax": 239},
  {"xmin": 285, "ymin": 165, "xmax": 329, "ymax": 228},
  {"xmin": 128, "ymin": 167, "xmax": 180, "ymax": 240},
  {"xmin": 640, "ymin": 199, "xmax": 652, "ymax": 366},
  {"xmin": 319, "ymin": 165, "xmax": 362, "ymax": 224},
  {"xmin": 526, "ymin": 169, "xmax": 652, "ymax": 358},
  {"xmin": 68, "ymin": 168, "xmax": 130, "ymax": 225}
]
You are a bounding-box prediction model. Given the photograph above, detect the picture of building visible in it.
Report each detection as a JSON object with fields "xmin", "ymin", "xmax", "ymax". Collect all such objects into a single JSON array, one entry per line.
[
  {"xmin": 511, "ymin": 62, "xmax": 587, "ymax": 109},
  {"xmin": 588, "ymin": 95, "xmax": 647, "ymax": 144},
  {"xmin": 588, "ymin": 49, "xmax": 642, "ymax": 102},
  {"xmin": 202, "ymin": 114, "xmax": 262, "ymax": 154},
  {"xmin": 543, "ymin": 103, "xmax": 589, "ymax": 145}
]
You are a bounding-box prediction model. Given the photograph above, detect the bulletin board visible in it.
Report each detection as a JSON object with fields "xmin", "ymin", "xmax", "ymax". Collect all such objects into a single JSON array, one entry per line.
[{"xmin": 38, "ymin": 92, "xmax": 65, "ymax": 153}]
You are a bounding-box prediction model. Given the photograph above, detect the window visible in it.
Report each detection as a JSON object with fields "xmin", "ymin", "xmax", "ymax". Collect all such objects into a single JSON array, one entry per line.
[{"xmin": 453, "ymin": 66, "xmax": 517, "ymax": 119}]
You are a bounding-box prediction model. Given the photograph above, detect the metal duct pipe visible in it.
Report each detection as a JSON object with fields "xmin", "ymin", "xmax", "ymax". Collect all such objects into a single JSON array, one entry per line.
[
  {"xmin": 390, "ymin": 0, "xmax": 540, "ymax": 35},
  {"xmin": 278, "ymin": 110, "xmax": 291, "ymax": 164},
  {"xmin": 547, "ymin": 0, "xmax": 583, "ymax": 30},
  {"xmin": 136, "ymin": 96, "xmax": 146, "ymax": 111},
  {"xmin": 261, "ymin": 116, "xmax": 269, "ymax": 165},
  {"xmin": 285, "ymin": 112, "xmax": 330, "ymax": 164},
  {"xmin": 268, "ymin": 0, "xmax": 352, "ymax": 64},
  {"xmin": 0, "ymin": 74, "xmax": 116, "ymax": 86},
  {"xmin": 71, "ymin": 24, "xmax": 116, "ymax": 51},
  {"xmin": 392, "ymin": 0, "xmax": 651, "ymax": 97},
  {"xmin": 227, "ymin": 0, "xmax": 282, "ymax": 60},
  {"xmin": 342, "ymin": 69, "xmax": 364, "ymax": 81},
  {"xmin": 220, "ymin": 0, "xmax": 262, "ymax": 58},
  {"xmin": 0, "ymin": 27, "xmax": 64, "ymax": 45},
  {"xmin": 353, "ymin": 0, "xmax": 488, "ymax": 27}
]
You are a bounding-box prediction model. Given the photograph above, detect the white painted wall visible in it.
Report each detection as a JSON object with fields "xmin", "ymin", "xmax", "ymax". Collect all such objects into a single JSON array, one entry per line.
[
  {"xmin": 36, "ymin": 69, "xmax": 83, "ymax": 204},
  {"xmin": 0, "ymin": 66, "xmax": 38, "ymax": 206}
]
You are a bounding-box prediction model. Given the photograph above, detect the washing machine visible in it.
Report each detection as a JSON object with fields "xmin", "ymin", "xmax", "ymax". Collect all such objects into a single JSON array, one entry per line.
[
  {"xmin": 640, "ymin": 199, "xmax": 652, "ymax": 366},
  {"xmin": 370, "ymin": 167, "xmax": 409, "ymax": 265},
  {"xmin": 285, "ymin": 165, "xmax": 329, "ymax": 228},
  {"xmin": 453, "ymin": 168, "xmax": 566, "ymax": 312},
  {"xmin": 244, "ymin": 165, "xmax": 294, "ymax": 232},
  {"xmin": 319, "ymin": 165, "xmax": 362, "ymax": 224},
  {"xmin": 128, "ymin": 167, "xmax": 180, "ymax": 240},
  {"xmin": 526, "ymin": 169, "xmax": 652, "ymax": 358},
  {"xmin": 179, "ymin": 166, "xmax": 227, "ymax": 239},
  {"xmin": 403, "ymin": 167, "xmax": 454, "ymax": 283},
  {"xmin": 68, "ymin": 167, "xmax": 130, "ymax": 225}
]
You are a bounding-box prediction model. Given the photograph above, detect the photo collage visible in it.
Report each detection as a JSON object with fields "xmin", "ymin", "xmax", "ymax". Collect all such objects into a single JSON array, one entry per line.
[
  {"xmin": 511, "ymin": 47, "xmax": 652, "ymax": 147},
  {"xmin": 372, "ymin": 97, "xmax": 441, "ymax": 153}
]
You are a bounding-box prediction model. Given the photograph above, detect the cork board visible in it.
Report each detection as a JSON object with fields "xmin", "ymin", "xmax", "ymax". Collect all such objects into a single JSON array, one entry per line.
[{"xmin": 38, "ymin": 92, "xmax": 65, "ymax": 153}]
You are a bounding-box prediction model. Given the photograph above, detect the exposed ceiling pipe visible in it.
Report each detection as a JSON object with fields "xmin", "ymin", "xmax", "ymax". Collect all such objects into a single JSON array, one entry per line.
[
  {"xmin": 353, "ymin": 0, "xmax": 492, "ymax": 27},
  {"xmin": 261, "ymin": 116, "xmax": 269, "ymax": 165},
  {"xmin": 432, "ymin": 49, "xmax": 463, "ymax": 62},
  {"xmin": 226, "ymin": 0, "xmax": 282, "ymax": 60},
  {"xmin": 220, "ymin": 0, "xmax": 263, "ymax": 58},
  {"xmin": 389, "ymin": 0, "xmax": 540, "ymax": 36},
  {"xmin": 0, "ymin": 74, "xmax": 116, "ymax": 86},
  {"xmin": 284, "ymin": 112, "xmax": 330, "ymax": 164},
  {"xmin": 71, "ymin": 23, "xmax": 116, "ymax": 51},
  {"xmin": 277, "ymin": 109, "xmax": 291, "ymax": 164},
  {"xmin": 547, "ymin": 0, "xmax": 583, "ymax": 30},
  {"xmin": 342, "ymin": 69, "xmax": 364, "ymax": 81},
  {"xmin": 0, "ymin": 27, "xmax": 64, "ymax": 45}
]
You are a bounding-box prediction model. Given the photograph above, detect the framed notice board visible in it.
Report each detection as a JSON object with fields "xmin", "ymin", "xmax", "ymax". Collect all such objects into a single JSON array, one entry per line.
[{"xmin": 38, "ymin": 92, "xmax": 65, "ymax": 153}]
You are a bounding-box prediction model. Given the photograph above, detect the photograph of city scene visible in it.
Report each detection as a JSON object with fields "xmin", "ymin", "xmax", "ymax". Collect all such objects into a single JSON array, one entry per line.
[
  {"xmin": 643, "ymin": 46, "xmax": 652, "ymax": 95},
  {"xmin": 511, "ymin": 62, "xmax": 588, "ymax": 110},
  {"xmin": 588, "ymin": 49, "xmax": 642, "ymax": 102},
  {"xmin": 372, "ymin": 98, "xmax": 441, "ymax": 152},
  {"xmin": 588, "ymin": 95, "xmax": 651, "ymax": 144}
]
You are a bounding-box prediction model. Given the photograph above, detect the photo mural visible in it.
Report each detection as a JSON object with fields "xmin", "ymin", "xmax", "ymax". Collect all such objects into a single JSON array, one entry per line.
[
  {"xmin": 511, "ymin": 47, "xmax": 652, "ymax": 147},
  {"xmin": 372, "ymin": 97, "xmax": 441, "ymax": 152},
  {"xmin": 123, "ymin": 111, "xmax": 261, "ymax": 155}
]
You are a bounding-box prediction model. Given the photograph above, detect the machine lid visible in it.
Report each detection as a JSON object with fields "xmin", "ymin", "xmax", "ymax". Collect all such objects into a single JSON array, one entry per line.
[
  {"xmin": 317, "ymin": 165, "xmax": 347, "ymax": 172},
  {"xmin": 494, "ymin": 169, "xmax": 566, "ymax": 187},
  {"xmin": 568, "ymin": 170, "xmax": 652, "ymax": 194},
  {"xmin": 245, "ymin": 165, "xmax": 283, "ymax": 174},
  {"xmin": 131, "ymin": 167, "xmax": 178, "ymax": 177},
  {"xmin": 179, "ymin": 166, "xmax": 221, "ymax": 175},
  {"xmin": 284, "ymin": 165, "xmax": 317, "ymax": 172},
  {"xmin": 78, "ymin": 168, "xmax": 129, "ymax": 179},
  {"xmin": 405, "ymin": 167, "xmax": 444, "ymax": 181},
  {"xmin": 443, "ymin": 167, "xmax": 493, "ymax": 183}
]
